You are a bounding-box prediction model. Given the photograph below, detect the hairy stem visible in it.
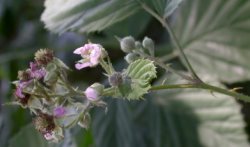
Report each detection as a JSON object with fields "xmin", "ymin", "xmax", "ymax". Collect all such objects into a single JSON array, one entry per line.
[
  {"xmin": 140, "ymin": 52, "xmax": 194, "ymax": 82},
  {"xmin": 150, "ymin": 83, "xmax": 250, "ymax": 102},
  {"xmin": 100, "ymin": 58, "xmax": 114, "ymax": 75},
  {"xmin": 141, "ymin": 3, "xmax": 201, "ymax": 82}
]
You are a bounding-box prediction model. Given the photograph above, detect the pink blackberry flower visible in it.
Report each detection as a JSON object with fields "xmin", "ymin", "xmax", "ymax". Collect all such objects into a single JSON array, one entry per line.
[
  {"xmin": 73, "ymin": 43, "xmax": 103, "ymax": 70},
  {"xmin": 29, "ymin": 62, "xmax": 46, "ymax": 80},
  {"xmin": 14, "ymin": 80, "xmax": 32, "ymax": 99},
  {"xmin": 14, "ymin": 86, "xmax": 25, "ymax": 98}
]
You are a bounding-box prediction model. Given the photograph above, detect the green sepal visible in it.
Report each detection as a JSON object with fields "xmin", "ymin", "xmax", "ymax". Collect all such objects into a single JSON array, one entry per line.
[
  {"xmin": 114, "ymin": 59, "xmax": 157, "ymax": 100},
  {"xmin": 44, "ymin": 62, "xmax": 58, "ymax": 86},
  {"xmin": 53, "ymin": 57, "xmax": 71, "ymax": 71}
]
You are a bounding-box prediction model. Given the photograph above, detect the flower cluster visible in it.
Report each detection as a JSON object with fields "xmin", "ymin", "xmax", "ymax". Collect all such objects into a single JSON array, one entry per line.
[
  {"xmin": 14, "ymin": 51, "xmax": 48, "ymax": 106},
  {"xmin": 11, "ymin": 40, "xmax": 157, "ymax": 143},
  {"xmin": 119, "ymin": 36, "xmax": 155, "ymax": 63},
  {"xmin": 12, "ymin": 47, "xmax": 106, "ymax": 142}
]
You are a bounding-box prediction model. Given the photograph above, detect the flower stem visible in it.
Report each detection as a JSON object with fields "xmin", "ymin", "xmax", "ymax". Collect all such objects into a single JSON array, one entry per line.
[
  {"xmin": 150, "ymin": 83, "xmax": 250, "ymax": 102},
  {"xmin": 140, "ymin": 52, "xmax": 194, "ymax": 82},
  {"xmin": 100, "ymin": 59, "xmax": 113, "ymax": 75},
  {"xmin": 141, "ymin": 3, "xmax": 201, "ymax": 82}
]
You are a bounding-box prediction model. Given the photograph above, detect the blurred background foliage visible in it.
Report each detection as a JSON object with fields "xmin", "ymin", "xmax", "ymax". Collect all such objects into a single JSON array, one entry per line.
[{"xmin": 1, "ymin": 0, "xmax": 250, "ymax": 147}]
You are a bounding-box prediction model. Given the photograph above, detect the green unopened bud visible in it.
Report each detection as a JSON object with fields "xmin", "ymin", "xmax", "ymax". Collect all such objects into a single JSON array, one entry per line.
[
  {"xmin": 124, "ymin": 53, "xmax": 139, "ymax": 64},
  {"xmin": 142, "ymin": 37, "xmax": 155, "ymax": 56},
  {"xmin": 120, "ymin": 36, "xmax": 135, "ymax": 53},
  {"xmin": 35, "ymin": 49, "xmax": 54, "ymax": 66},
  {"xmin": 44, "ymin": 63, "xmax": 58, "ymax": 86},
  {"xmin": 109, "ymin": 72, "xmax": 123, "ymax": 86},
  {"xmin": 135, "ymin": 41, "xmax": 142, "ymax": 49}
]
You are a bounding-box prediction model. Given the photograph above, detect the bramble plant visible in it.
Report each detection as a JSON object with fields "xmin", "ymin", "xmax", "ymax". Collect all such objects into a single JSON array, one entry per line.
[
  {"xmin": 10, "ymin": 36, "xmax": 250, "ymax": 142},
  {"xmin": 5, "ymin": 0, "xmax": 250, "ymax": 146}
]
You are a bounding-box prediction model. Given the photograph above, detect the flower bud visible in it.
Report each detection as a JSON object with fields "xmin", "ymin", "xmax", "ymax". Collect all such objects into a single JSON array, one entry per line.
[
  {"xmin": 142, "ymin": 37, "xmax": 155, "ymax": 56},
  {"xmin": 53, "ymin": 106, "xmax": 66, "ymax": 118},
  {"xmin": 35, "ymin": 49, "xmax": 54, "ymax": 66},
  {"xmin": 85, "ymin": 83, "xmax": 104, "ymax": 101},
  {"xmin": 124, "ymin": 53, "xmax": 139, "ymax": 64},
  {"xmin": 109, "ymin": 72, "xmax": 123, "ymax": 86},
  {"xmin": 120, "ymin": 36, "xmax": 135, "ymax": 53},
  {"xmin": 135, "ymin": 41, "xmax": 142, "ymax": 49}
]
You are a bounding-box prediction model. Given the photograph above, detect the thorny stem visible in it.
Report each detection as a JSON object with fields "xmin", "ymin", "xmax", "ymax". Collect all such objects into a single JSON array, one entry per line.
[
  {"xmin": 141, "ymin": 3, "xmax": 202, "ymax": 82},
  {"xmin": 150, "ymin": 83, "xmax": 250, "ymax": 102}
]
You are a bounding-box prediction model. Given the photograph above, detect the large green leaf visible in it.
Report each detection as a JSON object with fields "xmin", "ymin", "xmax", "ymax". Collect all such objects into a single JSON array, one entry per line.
[
  {"xmin": 41, "ymin": 0, "xmax": 183, "ymax": 34},
  {"xmin": 41, "ymin": 0, "xmax": 141, "ymax": 34},
  {"xmin": 92, "ymin": 99, "xmax": 146, "ymax": 147},
  {"xmin": 172, "ymin": 0, "xmax": 250, "ymax": 83},
  {"xmin": 150, "ymin": 75, "xmax": 249, "ymax": 147},
  {"xmin": 148, "ymin": 0, "xmax": 183, "ymax": 18},
  {"xmin": 92, "ymin": 75, "xmax": 249, "ymax": 147},
  {"xmin": 164, "ymin": 0, "xmax": 183, "ymax": 18}
]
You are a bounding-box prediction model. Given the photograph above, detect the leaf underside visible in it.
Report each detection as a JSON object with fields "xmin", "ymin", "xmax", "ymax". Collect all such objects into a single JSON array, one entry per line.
[
  {"xmin": 173, "ymin": 0, "xmax": 250, "ymax": 83},
  {"xmin": 41, "ymin": 0, "xmax": 182, "ymax": 34}
]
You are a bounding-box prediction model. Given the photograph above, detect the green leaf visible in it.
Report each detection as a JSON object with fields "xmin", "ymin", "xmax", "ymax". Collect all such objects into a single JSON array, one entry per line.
[
  {"xmin": 0, "ymin": 110, "xmax": 11, "ymax": 147},
  {"xmin": 75, "ymin": 129, "xmax": 94, "ymax": 147},
  {"xmin": 92, "ymin": 100, "xmax": 144, "ymax": 147},
  {"xmin": 149, "ymin": 75, "xmax": 249, "ymax": 147},
  {"xmin": 41, "ymin": 0, "xmax": 142, "ymax": 34},
  {"xmin": 124, "ymin": 59, "xmax": 157, "ymax": 100},
  {"xmin": 164, "ymin": 0, "xmax": 183, "ymax": 18},
  {"xmin": 8, "ymin": 124, "xmax": 50, "ymax": 147},
  {"xmin": 149, "ymin": 0, "xmax": 183, "ymax": 18},
  {"xmin": 44, "ymin": 63, "xmax": 58, "ymax": 85},
  {"xmin": 41, "ymin": 0, "xmax": 183, "ymax": 34},
  {"xmin": 8, "ymin": 124, "xmax": 77, "ymax": 147},
  {"xmin": 172, "ymin": 0, "xmax": 250, "ymax": 83},
  {"xmin": 127, "ymin": 59, "xmax": 157, "ymax": 81},
  {"xmin": 92, "ymin": 75, "xmax": 249, "ymax": 147}
]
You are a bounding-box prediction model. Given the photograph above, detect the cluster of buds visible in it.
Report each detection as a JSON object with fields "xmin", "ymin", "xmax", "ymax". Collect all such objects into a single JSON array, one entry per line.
[
  {"xmin": 12, "ymin": 48, "xmax": 106, "ymax": 142},
  {"xmin": 119, "ymin": 36, "xmax": 155, "ymax": 63},
  {"xmin": 14, "ymin": 49, "xmax": 50, "ymax": 106}
]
